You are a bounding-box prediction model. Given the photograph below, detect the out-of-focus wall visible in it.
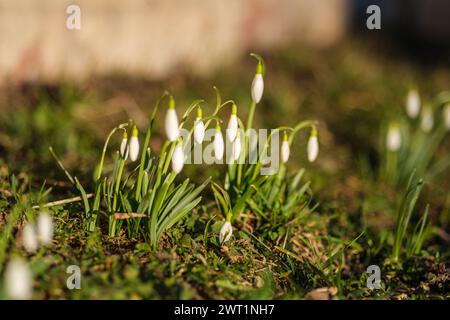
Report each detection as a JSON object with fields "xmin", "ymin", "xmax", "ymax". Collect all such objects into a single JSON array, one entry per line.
[{"xmin": 0, "ymin": 0, "xmax": 348, "ymax": 84}]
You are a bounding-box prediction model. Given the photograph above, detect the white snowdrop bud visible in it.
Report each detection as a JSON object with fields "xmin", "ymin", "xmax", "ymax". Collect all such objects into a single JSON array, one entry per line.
[
  {"xmin": 37, "ymin": 212, "xmax": 53, "ymax": 245},
  {"xmin": 23, "ymin": 223, "xmax": 38, "ymax": 253},
  {"xmin": 443, "ymin": 103, "xmax": 450, "ymax": 130},
  {"xmin": 171, "ymin": 140, "xmax": 184, "ymax": 174},
  {"xmin": 129, "ymin": 126, "xmax": 140, "ymax": 162},
  {"xmin": 251, "ymin": 63, "xmax": 264, "ymax": 103},
  {"xmin": 307, "ymin": 128, "xmax": 319, "ymax": 163},
  {"xmin": 119, "ymin": 131, "xmax": 129, "ymax": 160},
  {"xmin": 219, "ymin": 221, "xmax": 233, "ymax": 244},
  {"xmin": 214, "ymin": 124, "xmax": 224, "ymax": 161},
  {"xmin": 406, "ymin": 89, "xmax": 420, "ymax": 119},
  {"xmin": 281, "ymin": 132, "xmax": 290, "ymax": 163},
  {"xmin": 165, "ymin": 98, "xmax": 180, "ymax": 142},
  {"xmin": 5, "ymin": 258, "xmax": 32, "ymax": 300},
  {"xmin": 387, "ymin": 123, "xmax": 401, "ymax": 152},
  {"xmin": 420, "ymin": 106, "xmax": 434, "ymax": 132},
  {"xmin": 193, "ymin": 107, "xmax": 205, "ymax": 144},
  {"xmin": 232, "ymin": 131, "xmax": 241, "ymax": 161},
  {"xmin": 226, "ymin": 104, "xmax": 238, "ymax": 142}
]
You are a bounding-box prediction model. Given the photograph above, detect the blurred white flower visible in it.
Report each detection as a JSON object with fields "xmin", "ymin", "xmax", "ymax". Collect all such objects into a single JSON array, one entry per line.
[
  {"xmin": 214, "ymin": 125, "xmax": 224, "ymax": 161},
  {"xmin": 165, "ymin": 98, "xmax": 180, "ymax": 142},
  {"xmin": 5, "ymin": 258, "xmax": 32, "ymax": 300},
  {"xmin": 406, "ymin": 89, "xmax": 420, "ymax": 119},
  {"xmin": 119, "ymin": 131, "xmax": 129, "ymax": 160},
  {"xmin": 307, "ymin": 128, "xmax": 319, "ymax": 162},
  {"xmin": 387, "ymin": 123, "xmax": 401, "ymax": 152},
  {"xmin": 420, "ymin": 106, "xmax": 434, "ymax": 132},
  {"xmin": 129, "ymin": 126, "xmax": 140, "ymax": 162},
  {"xmin": 281, "ymin": 132, "xmax": 290, "ymax": 163},
  {"xmin": 23, "ymin": 223, "xmax": 38, "ymax": 253},
  {"xmin": 171, "ymin": 140, "xmax": 184, "ymax": 174},
  {"xmin": 226, "ymin": 104, "xmax": 238, "ymax": 142},
  {"xmin": 37, "ymin": 212, "xmax": 53, "ymax": 245},
  {"xmin": 194, "ymin": 108, "xmax": 205, "ymax": 144},
  {"xmin": 443, "ymin": 103, "xmax": 450, "ymax": 130},
  {"xmin": 232, "ymin": 132, "xmax": 241, "ymax": 161},
  {"xmin": 251, "ymin": 73, "xmax": 264, "ymax": 104},
  {"xmin": 219, "ymin": 221, "xmax": 233, "ymax": 244}
]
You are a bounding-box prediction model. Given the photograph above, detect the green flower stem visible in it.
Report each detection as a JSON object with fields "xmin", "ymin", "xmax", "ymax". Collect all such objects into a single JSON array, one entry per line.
[{"xmin": 96, "ymin": 123, "xmax": 128, "ymax": 182}]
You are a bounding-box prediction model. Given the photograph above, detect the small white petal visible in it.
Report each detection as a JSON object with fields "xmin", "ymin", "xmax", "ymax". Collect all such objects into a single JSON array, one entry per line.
[
  {"xmin": 165, "ymin": 109, "xmax": 180, "ymax": 142},
  {"xmin": 227, "ymin": 114, "xmax": 238, "ymax": 142},
  {"xmin": 443, "ymin": 103, "xmax": 450, "ymax": 130},
  {"xmin": 219, "ymin": 221, "xmax": 233, "ymax": 244},
  {"xmin": 307, "ymin": 136, "xmax": 319, "ymax": 162},
  {"xmin": 406, "ymin": 90, "xmax": 420, "ymax": 119},
  {"xmin": 120, "ymin": 138, "xmax": 129, "ymax": 160},
  {"xmin": 129, "ymin": 136, "xmax": 140, "ymax": 162},
  {"xmin": 387, "ymin": 126, "xmax": 401, "ymax": 151},
  {"xmin": 420, "ymin": 108, "xmax": 434, "ymax": 132},
  {"xmin": 37, "ymin": 212, "xmax": 53, "ymax": 245},
  {"xmin": 281, "ymin": 140, "xmax": 290, "ymax": 163},
  {"xmin": 194, "ymin": 119, "xmax": 205, "ymax": 144},
  {"xmin": 251, "ymin": 74, "xmax": 264, "ymax": 103},
  {"xmin": 171, "ymin": 144, "xmax": 184, "ymax": 173},
  {"xmin": 23, "ymin": 223, "xmax": 38, "ymax": 253},
  {"xmin": 5, "ymin": 258, "xmax": 32, "ymax": 300},
  {"xmin": 214, "ymin": 130, "xmax": 224, "ymax": 161},
  {"xmin": 232, "ymin": 135, "xmax": 241, "ymax": 161}
]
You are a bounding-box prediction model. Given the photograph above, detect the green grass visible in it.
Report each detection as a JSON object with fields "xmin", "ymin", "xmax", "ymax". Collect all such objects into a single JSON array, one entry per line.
[{"xmin": 0, "ymin": 38, "xmax": 449, "ymax": 300}]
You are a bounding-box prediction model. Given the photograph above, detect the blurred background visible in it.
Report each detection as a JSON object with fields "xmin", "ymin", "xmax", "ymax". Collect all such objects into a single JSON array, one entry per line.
[{"xmin": 0, "ymin": 0, "xmax": 449, "ymax": 84}]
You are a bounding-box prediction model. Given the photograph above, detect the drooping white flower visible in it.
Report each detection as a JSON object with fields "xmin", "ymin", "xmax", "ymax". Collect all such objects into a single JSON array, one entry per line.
[
  {"xmin": 232, "ymin": 132, "xmax": 241, "ymax": 161},
  {"xmin": 219, "ymin": 221, "xmax": 233, "ymax": 244},
  {"xmin": 214, "ymin": 125, "xmax": 224, "ymax": 161},
  {"xmin": 5, "ymin": 258, "xmax": 32, "ymax": 300},
  {"xmin": 165, "ymin": 98, "xmax": 180, "ymax": 142},
  {"xmin": 386, "ymin": 123, "xmax": 401, "ymax": 152},
  {"xmin": 406, "ymin": 89, "xmax": 420, "ymax": 119},
  {"xmin": 307, "ymin": 128, "xmax": 319, "ymax": 162},
  {"xmin": 193, "ymin": 107, "xmax": 205, "ymax": 144},
  {"xmin": 23, "ymin": 223, "xmax": 38, "ymax": 253},
  {"xmin": 281, "ymin": 132, "xmax": 290, "ymax": 163},
  {"xmin": 443, "ymin": 103, "xmax": 450, "ymax": 130},
  {"xmin": 420, "ymin": 106, "xmax": 434, "ymax": 132},
  {"xmin": 37, "ymin": 212, "xmax": 53, "ymax": 246},
  {"xmin": 226, "ymin": 104, "xmax": 238, "ymax": 142},
  {"xmin": 171, "ymin": 140, "xmax": 184, "ymax": 174},
  {"xmin": 119, "ymin": 131, "xmax": 129, "ymax": 160},
  {"xmin": 129, "ymin": 126, "xmax": 140, "ymax": 162},
  {"xmin": 251, "ymin": 72, "xmax": 264, "ymax": 104}
]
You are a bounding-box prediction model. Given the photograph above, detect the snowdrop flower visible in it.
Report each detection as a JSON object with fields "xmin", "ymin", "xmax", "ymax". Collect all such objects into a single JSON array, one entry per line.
[
  {"xmin": 194, "ymin": 107, "xmax": 205, "ymax": 144},
  {"xmin": 119, "ymin": 131, "xmax": 129, "ymax": 160},
  {"xmin": 129, "ymin": 126, "xmax": 140, "ymax": 162},
  {"xmin": 226, "ymin": 103, "xmax": 238, "ymax": 142},
  {"xmin": 281, "ymin": 131, "xmax": 290, "ymax": 163},
  {"xmin": 420, "ymin": 106, "xmax": 434, "ymax": 132},
  {"xmin": 5, "ymin": 258, "xmax": 32, "ymax": 300},
  {"xmin": 214, "ymin": 124, "xmax": 224, "ymax": 161},
  {"xmin": 23, "ymin": 223, "xmax": 38, "ymax": 253},
  {"xmin": 232, "ymin": 131, "xmax": 241, "ymax": 161},
  {"xmin": 171, "ymin": 139, "xmax": 184, "ymax": 174},
  {"xmin": 443, "ymin": 103, "xmax": 450, "ymax": 130},
  {"xmin": 386, "ymin": 123, "xmax": 401, "ymax": 152},
  {"xmin": 251, "ymin": 62, "xmax": 264, "ymax": 103},
  {"xmin": 37, "ymin": 212, "xmax": 53, "ymax": 245},
  {"xmin": 307, "ymin": 127, "xmax": 319, "ymax": 162},
  {"xmin": 165, "ymin": 97, "xmax": 180, "ymax": 142},
  {"xmin": 406, "ymin": 89, "xmax": 420, "ymax": 119},
  {"xmin": 219, "ymin": 221, "xmax": 233, "ymax": 244}
]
